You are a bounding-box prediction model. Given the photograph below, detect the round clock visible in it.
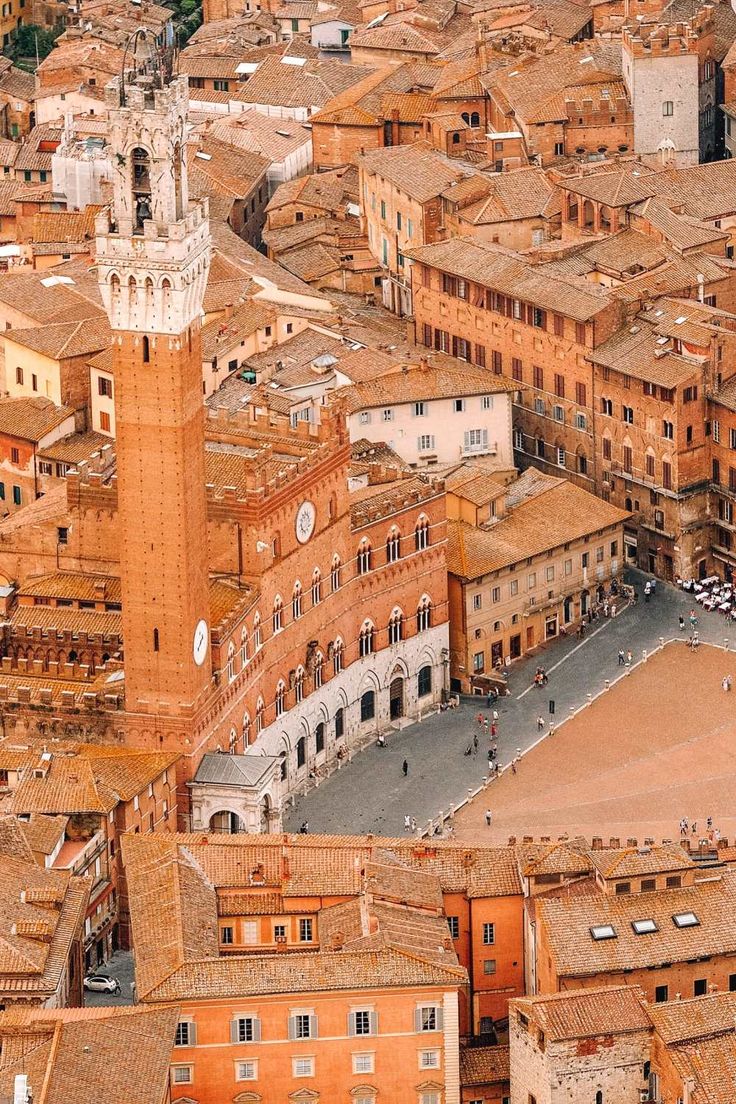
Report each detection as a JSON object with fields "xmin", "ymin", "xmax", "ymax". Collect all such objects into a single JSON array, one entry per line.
[
  {"xmin": 193, "ymin": 618, "xmax": 209, "ymax": 667},
  {"xmin": 295, "ymin": 500, "xmax": 316, "ymax": 544}
]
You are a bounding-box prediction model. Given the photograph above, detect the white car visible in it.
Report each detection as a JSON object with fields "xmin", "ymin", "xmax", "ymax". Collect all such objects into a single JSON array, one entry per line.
[{"xmin": 84, "ymin": 974, "xmax": 120, "ymax": 993}]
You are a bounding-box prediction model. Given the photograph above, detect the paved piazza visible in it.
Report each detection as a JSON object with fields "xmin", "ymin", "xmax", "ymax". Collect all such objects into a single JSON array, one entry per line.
[{"xmin": 286, "ymin": 571, "xmax": 736, "ymax": 840}]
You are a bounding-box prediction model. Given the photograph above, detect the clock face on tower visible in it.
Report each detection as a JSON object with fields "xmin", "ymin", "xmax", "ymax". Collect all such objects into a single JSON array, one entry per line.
[
  {"xmin": 295, "ymin": 500, "xmax": 316, "ymax": 544},
  {"xmin": 193, "ymin": 619, "xmax": 209, "ymax": 667}
]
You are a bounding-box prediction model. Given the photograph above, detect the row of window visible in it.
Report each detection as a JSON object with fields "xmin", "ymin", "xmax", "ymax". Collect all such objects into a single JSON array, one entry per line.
[
  {"xmin": 600, "ymin": 397, "xmax": 680, "ymax": 431},
  {"xmin": 359, "ymin": 398, "xmax": 494, "ymax": 424},
  {"xmin": 421, "ymin": 278, "xmax": 588, "ymax": 346},
  {"xmin": 221, "ymin": 519, "xmax": 432, "ymax": 683},
  {"xmin": 470, "ymin": 544, "xmax": 616, "ymax": 610},
  {"xmin": 175, "ymin": 1004, "xmax": 443, "ymax": 1049},
  {"xmin": 514, "ymin": 429, "xmax": 589, "ymax": 476},
  {"xmin": 173, "ymin": 1057, "xmax": 442, "ymax": 1104}
]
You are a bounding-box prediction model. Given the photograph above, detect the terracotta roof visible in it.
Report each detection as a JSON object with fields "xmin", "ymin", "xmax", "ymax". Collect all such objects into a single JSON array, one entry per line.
[
  {"xmin": 0, "ymin": 816, "xmax": 35, "ymax": 864},
  {"xmin": 0, "ymin": 397, "xmax": 73, "ymax": 443},
  {"xmin": 460, "ymin": 1044, "xmax": 510, "ymax": 1085},
  {"xmin": 20, "ymin": 813, "xmax": 69, "ymax": 856},
  {"xmin": 30, "ymin": 207, "xmax": 103, "ymax": 245},
  {"xmin": 538, "ymin": 871, "xmax": 736, "ymax": 978},
  {"xmin": 359, "ymin": 141, "xmax": 468, "ymax": 203},
  {"xmin": 5, "ymin": 317, "xmax": 109, "ymax": 361},
  {"xmin": 445, "ymin": 463, "xmax": 506, "ymax": 506},
  {"xmin": 648, "ymin": 991, "xmax": 736, "ymax": 1045},
  {"xmin": 0, "ymin": 854, "xmax": 89, "ymax": 997},
  {"xmin": 14, "ymin": 125, "xmax": 62, "ymax": 173},
  {"xmin": 188, "ymin": 135, "xmax": 269, "ymax": 199},
  {"xmin": 201, "ymin": 110, "xmax": 312, "ymax": 162},
  {"xmin": 10, "ymin": 603, "xmax": 121, "ymax": 637},
  {"xmin": 589, "ymin": 844, "xmax": 695, "ymax": 879},
  {"xmin": 340, "ymin": 360, "xmax": 515, "ymax": 412},
  {"xmin": 512, "ymin": 985, "xmax": 650, "ymax": 1040},
  {"xmin": 0, "ymin": 1005, "xmax": 179, "ymax": 1104},
  {"xmin": 9, "ymin": 746, "xmax": 179, "ymax": 816},
  {"xmin": 448, "ymin": 469, "xmax": 628, "ymax": 579},
  {"xmin": 201, "ymin": 300, "xmax": 276, "ymax": 361},
  {"xmin": 668, "ymin": 1032, "xmax": 736, "ymax": 1104},
  {"xmin": 407, "ymin": 237, "xmax": 615, "ymax": 322},
  {"xmin": 267, "ymin": 164, "xmax": 358, "ymax": 213},
  {"xmin": 20, "ymin": 572, "xmax": 121, "ymax": 604},
  {"xmin": 563, "ymin": 169, "xmax": 659, "ymax": 206},
  {"xmin": 39, "ymin": 431, "xmax": 111, "ymax": 466},
  {"xmin": 452, "ymin": 166, "xmax": 561, "ymax": 225},
  {"xmin": 519, "ymin": 840, "xmax": 593, "ymax": 877},
  {"xmin": 236, "ymin": 55, "xmax": 372, "ymax": 110}
]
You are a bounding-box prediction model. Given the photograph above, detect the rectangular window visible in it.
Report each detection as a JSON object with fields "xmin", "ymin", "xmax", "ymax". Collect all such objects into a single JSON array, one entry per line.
[
  {"xmin": 416, "ymin": 1005, "xmax": 442, "ymax": 1032},
  {"xmin": 575, "ymin": 322, "xmax": 586, "ymax": 345},
  {"xmin": 420, "ymin": 1050, "xmax": 440, "ymax": 1069},
  {"xmin": 694, "ymin": 978, "xmax": 707, "ymax": 996},
  {"xmin": 663, "ymin": 420, "xmax": 674, "ymax": 440},
  {"xmin": 292, "ymin": 1056, "xmax": 314, "ymax": 1077},
  {"xmin": 655, "ymin": 985, "xmax": 669, "ymax": 1002},
  {"xmin": 663, "ymin": 100, "xmax": 673, "ymax": 116},
  {"xmin": 533, "ymin": 365, "xmax": 543, "ymax": 390},
  {"xmin": 290, "ymin": 1013, "xmax": 315, "ymax": 1040},
  {"xmin": 713, "ymin": 420, "xmax": 720, "ymax": 443},
  {"xmin": 382, "ymin": 408, "xmax": 393, "ymax": 422},
  {"xmin": 236, "ymin": 1061, "xmax": 257, "ymax": 1081},
  {"xmin": 100, "ymin": 412, "xmax": 111, "ymax": 432},
  {"xmin": 414, "ymin": 401, "xmax": 427, "ymax": 417},
  {"xmin": 482, "ymin": 922, "xmax": 495, "ymax": 945},
  {"xmin": 554, "ymin": 373, "xmax": 565, "ymax": 399},
  {"xmin": 483, "ymin": 959, "xmax": 497, "ymax": 974},
  {"xmin": 349, "ymin": 1009, "xmax": 376, "ymax": 1036},
  {"xmin": 662, "ymin": 461, "xmax": 672, "ymax": 491},
  {"xmin": 353, "ymin": 1053, "xmax": 374, "ymax": 1074},
  {"xmin": 10, "ymin": 447, "xmax": 19, "ymax": 464},
  {"xmin": 172, "ymin": 1066, "xmax": 193, "ymax": 1084},
  {"xmin": 299, "ymin": 918, "xmax": 313, "ymax": 942},
  {"xmin": 15, "ymin": 366, "xmax": 22, "ymax": 384},
  {"xmin": 12, "ymin": 486, "xmax": 21, "ymax": 506},
  {"xmin": 473, "ymin": 651, "xmax": 484, "ymax": 673},
  {"xmin": 447, "ymin": 916, "xmax": 459, "ymax": 939},
  {"xmin": 232, "ymin": 1015, "xmax": 260, "ymax": 1043},
  {"xmin": 418, "ymin": 434, "xmax": 436, "ymax": 452},
  {"xmin": 175, "ymin": 1021, "xmax": 196, "ymax": 1047},
  {"xmin": 492, "ymin": 586, "xmax": 500, "ymax": 602},
  {"xmin": 221, "ymin": 925, "xmax": 233, "ymax": 944},
  {"xmin": 554, "ymin": 314, "xmax": 564, "ymax": 337},
  {"xmin": 623, "ymin": 446, "xmax": 633, "ymax": 474},
  {"xmin": 575, "ymin": 381, "xmax": 586, "ymax": 406},
  {"xmin": 492, "ymin": 349, "xmax": 502, "ymax": 375},
  {"xmin": 475, "ymin": 344, "xmax": 486, "ymax": 368},
  {"xmin": 98, "ymin": 376, "xmax": 113, "ymax": 398},
  {"xmin": 512, "ymin": 357, "xmax": 522, "ymax": 382}
]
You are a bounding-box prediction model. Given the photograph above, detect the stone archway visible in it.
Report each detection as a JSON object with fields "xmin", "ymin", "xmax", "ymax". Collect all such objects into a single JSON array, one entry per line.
[
  {"xmin": 390, "ymin": 675, "xmax": 405, "ymax": 720},
  {"xmin": 209, "ymin": 809, "xmax": 242, "ymax": 834}
]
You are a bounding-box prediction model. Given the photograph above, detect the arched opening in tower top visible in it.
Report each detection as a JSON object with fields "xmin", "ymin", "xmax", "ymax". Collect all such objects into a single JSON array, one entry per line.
[
  {"xmin": 131, "ymin": 147, "xmax": 152, "ymax": 232},
  {"xmin": 173, "ymin": 143, "xmax": 183, "ymax": 221}
]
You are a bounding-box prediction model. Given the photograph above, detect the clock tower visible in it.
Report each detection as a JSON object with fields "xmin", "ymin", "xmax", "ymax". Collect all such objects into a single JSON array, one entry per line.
[{"xmin": 95, "ymin": 53, "xmax": 212, "ymax": 727}]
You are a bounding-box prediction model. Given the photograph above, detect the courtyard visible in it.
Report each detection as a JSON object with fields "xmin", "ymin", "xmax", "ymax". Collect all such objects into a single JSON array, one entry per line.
[{"xmin": 285, "ymin": 572, "xmax": 736, "ymax": 839}]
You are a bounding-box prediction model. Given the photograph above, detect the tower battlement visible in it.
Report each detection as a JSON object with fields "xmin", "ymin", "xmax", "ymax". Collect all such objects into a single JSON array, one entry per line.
[{"xmin": 623, "ymin": 4, "xmax": 714, "ymax": 58}]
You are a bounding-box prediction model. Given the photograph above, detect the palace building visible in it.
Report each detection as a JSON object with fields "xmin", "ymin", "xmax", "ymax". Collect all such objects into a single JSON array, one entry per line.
[{"xmin": 0, "ymin": 58, "xmax": 449, "ymax": 831}]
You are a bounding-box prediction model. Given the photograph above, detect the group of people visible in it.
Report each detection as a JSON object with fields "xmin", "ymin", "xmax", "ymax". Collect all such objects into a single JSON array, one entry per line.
[
  {"xmin": 679, "ymin": 815, "xmax": 720, "ymax": 844},
  {"xmin": 533, "ymin": 666, "xmax": 548, "ymax": 687}
]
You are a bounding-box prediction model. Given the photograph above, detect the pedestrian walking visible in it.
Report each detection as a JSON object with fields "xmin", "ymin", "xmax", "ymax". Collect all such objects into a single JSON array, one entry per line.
[
  {"xmin": 491, "ymin": 722, "xmax": 497, "ymax": 739},
  {"xmin": 492, "ymin": 709, "xmax": 499, "ymax": 722},
  {"xmin": 644, "ymin": 581, "xmax": 651, "ymax": 602},
  {"xmin": 484, "ymin": 718, "xmax": 489, "ymax": 734},
  {"xmin": 679, "ymin": 615, "xmax": 685, "ymax": 632},
  {"xmin": 650, "ymin": 578, "xmax": 656, "ymax": 594},
  {"xmin": 723, "ymin": 676, "xmax": 731, "ymax": 692},
  {"xmin": 511, "ymin": 758, "xmax": 517, "ymax": 774},
  {"xmin": 411, "ymin": 816, "xmax": 417, "ymax": 833},
  {"xmin": 537, "ymin": 715, "xmax": 545, "ymax": 731},
  {"xmin": 603, "ymin": 600, "xmax": 609, "ymax": 617},
  {"xmin": 626, "ymin": 650, "xmax": 633, "ymax": 666},
  {"xmin": 485, "ymin": 809, "xmax": 492, "ymax": 827},
  {"xmin": 618, "ymin": 649, "xmax": 625, "ymax": 666},
  {"xmin": 689, "ymin": 609, "xmax": 698, "ymax": 628},
  {"xmin": 300, "ymin": 821, "xmax": 309, "ymax": 834},
  {"xmin": 402, "ymin": 759, "xmax": 408, "ymax": 777},
  {"xmin": 476, "ymin": 712, "xmax": 483, "ymax": 728},
  {"xmin": 707, "ymin": 816, "xmax": 713, "ymax": 830},
  {"xmin": 679, "ymin": 818, "xmax": 687, "ymax": 836},
  {"xmin": 692, "ymin": 821, "xmax": 698, "ymax": 834},
  {"xmin": 611, "ymin": 601, "xmax": 617, "ymax": 617},
  {"xmin": 114, "ymin": 980, "xmax": 121, "ymax": 995},
  {"xmin": 473, "ymin": 733, "xmax": 479, "ymax": 754},
  {"xmin": 404, "ymin": 814, "xmax": 411, "ymax": 832}
]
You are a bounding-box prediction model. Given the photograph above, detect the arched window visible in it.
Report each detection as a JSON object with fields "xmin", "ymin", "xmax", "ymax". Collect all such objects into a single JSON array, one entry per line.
[
  {"xmin": 296, "ymin": 734, "xmax": 306, "ymax": 768},
  {"xmin": 314, "ymin": 652, "xmax": 324, "ymax": 689},
  {"xmin": 333, "ymin": 638, "xmax": 344, "ymax": 675},
  {"xmin": 357, "ymin": 539, "xmax": 372, "ymax": 574},
  {"xmin": 228, "ymin": 726, "xmax": 237, "ymax": 753},
  {"xmin": 595, "ymin": 1093, "xmax": 603, "ymax": 1104},
  {"xmin": 275, "ymin": 680, "xmax": 286, "ymax": 717},
  {"xmin": 226, "ymin": 641, "xmax": 235, "ymax": 683},
  {"xmin": 110, "ymin": 272, "xmax": 120, "ymax": 291},
  {"xmin": 415, "ymin": 516, "xmax": 429, "ymax": 551},
  {"xmin": 470, "ymin": 111, "xmax": 480, "ymax": 127},
  {"xmin": 294, "ymin": 666, "xmax": 305, "ymax": 704},
  {"xmin": 142, "ymin": 335, "xmax": 150, "ymax": 363},
  {"xmin": 131, "ymin": 147, "xmax": 151, "ymax": 231},
  {"xmin": 418, "ymin": 664, "xmax": 432, "ymax": 697},
  {"xmin": 151, "ymin": 631, "xmax": 158, "ymax": 654},
  {"xmin": 255, "ymin": 697, "xmax": 264, "ymax": 734},
  {"xmin": 328, "ymin": 491, "xmax": 337, "ymax": 520},
  {"xmin": 272, "ymin": 596, "xmax": 283, "ymax": 634},
  {"xmin": 359, "ymin": 621, "xmax": 375, "ymax": 657},
  {"xmin": 331, "ymin": 553, "xmax": 341, "ymax": 591},
  {"xmin": 360, "ymin": 689, "xmax": 376, "ymax": 721},
  {"xmin": 461, "ymin": 111, "xmax": 470, "ymax": 124},
  {"xmin": 253, "ymin": 612, "xmax": 262, "ymax": 651},
  {"xmin": 240, "ymin": 627, "xmax": 248, "ymax": 667},
  {"xmin": 292, "ymin": 581, "xmax": 303, "ymax": 620},
  {"xmin": 417, "ymin": 596, "xmax": 432, "ymax": 632},
  {"xmin": 242, "ymin": 712, "xmax": 251, "ymax": 746},
  {"xmin": 386, "ymin": 527, "xmax": 401, "ymax": 563},
  {"xmin": 315, "ymin": 721, "xmax": 325, "ymax": 753},
  {"xmin": 388, "ymin": 608, "xmax": 403, "ymax": 645},
  {"xmin": 311, "ymin": 568, "xmax": 322, "ymax": 606},
  {"xmin": 161, "ymin": 277, "xmax": 172, "ymax": 290}
]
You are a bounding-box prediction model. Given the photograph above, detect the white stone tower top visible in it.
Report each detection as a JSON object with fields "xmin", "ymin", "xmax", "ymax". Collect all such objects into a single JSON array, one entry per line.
[{"xmin": 95, "ymin": 47, "xmax": 210, "ymax": 335}]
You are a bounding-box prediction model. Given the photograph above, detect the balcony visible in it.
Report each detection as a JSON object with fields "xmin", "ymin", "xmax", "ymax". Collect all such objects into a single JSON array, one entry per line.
[{"xmin": 461, "ymin": 441, "xmax": 498, "ymax": 458}]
